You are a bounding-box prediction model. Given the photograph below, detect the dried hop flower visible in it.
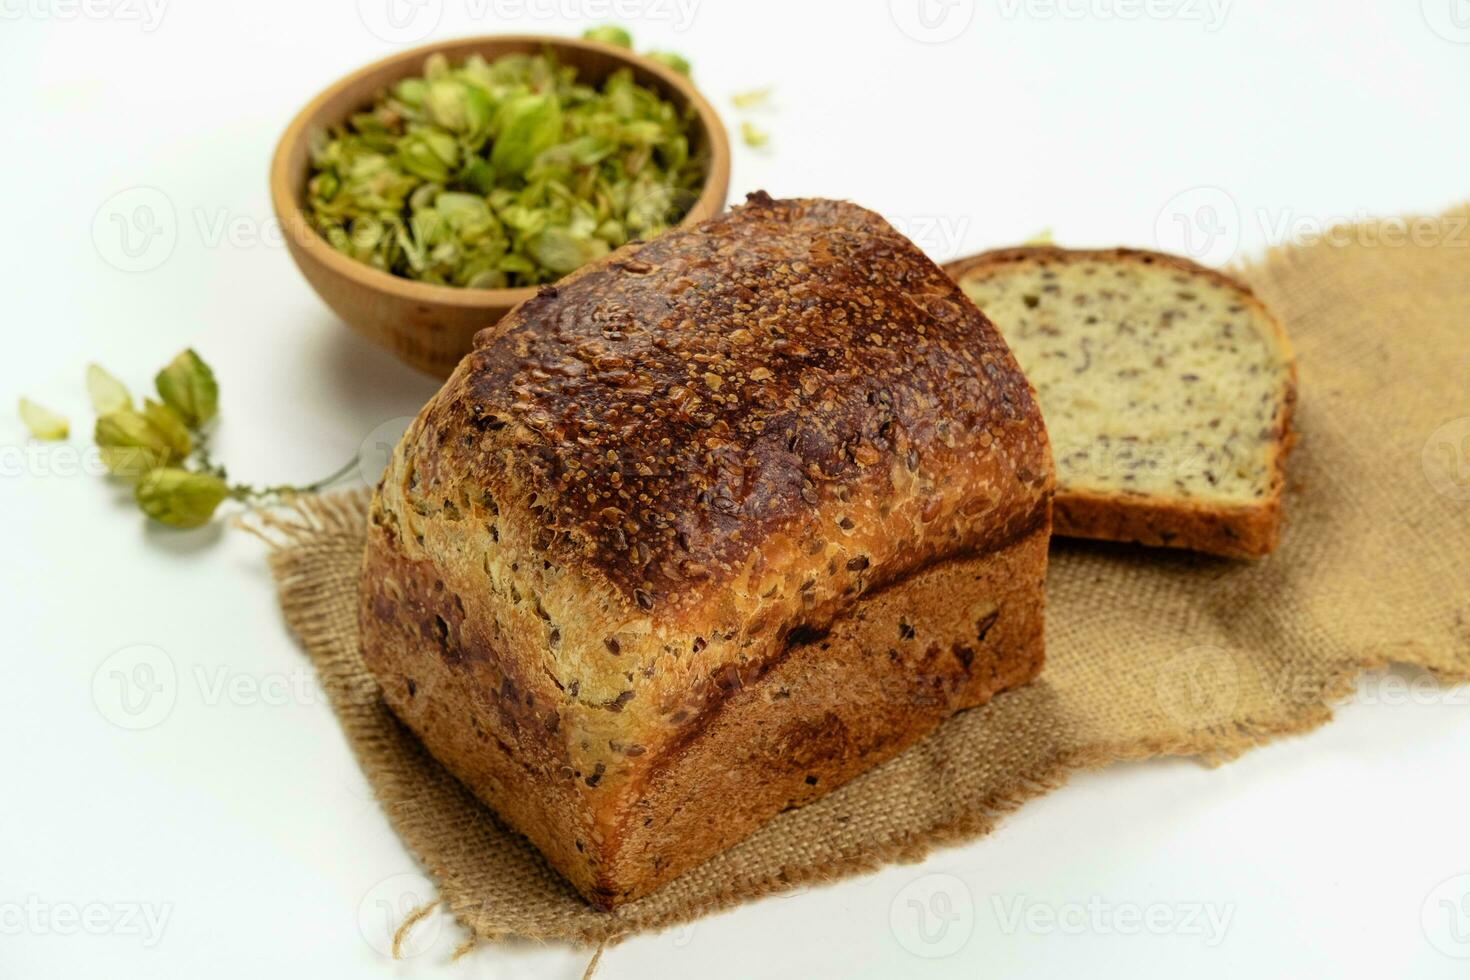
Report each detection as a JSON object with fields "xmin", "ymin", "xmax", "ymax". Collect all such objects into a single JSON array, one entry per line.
[
  {"xmin": 134, "ymin": 468, "xmax": 229, "ymax": 529},
  {"xmin": 94, "ymin": 401, "xmax": 192, "ymax": 480},
  {"xmin": 19, "ymin": 398, "xmax": 69, "ymax": 440},
  {"xmin": 153, "ymin": 349, "xmax": 219, "ymax": 429}
]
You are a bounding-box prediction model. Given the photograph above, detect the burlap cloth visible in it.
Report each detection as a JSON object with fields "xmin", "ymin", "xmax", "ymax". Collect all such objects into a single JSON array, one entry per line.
[{"xmin": 258, "ymin": 209, "xmax": 1470, "ymax": 948}]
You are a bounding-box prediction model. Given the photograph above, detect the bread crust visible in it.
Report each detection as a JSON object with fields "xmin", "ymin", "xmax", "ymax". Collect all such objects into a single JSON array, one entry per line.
[
  {"xmin": 360, "ymin": 195, "xmax": 1054, "ymax": 906},
  {"xmin": 946, "ymin": 246, "xmax": 1297, "ymax": 560},
  {"xmin": 363, "ymin": 514, "xmax": 1049, "ymax": 905}
]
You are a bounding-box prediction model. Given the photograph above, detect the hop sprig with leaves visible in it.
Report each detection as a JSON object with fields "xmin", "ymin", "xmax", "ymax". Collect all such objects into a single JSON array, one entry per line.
[{"xmin": 83, "ymin": 350, "xmax": 354, "ymax": 528}]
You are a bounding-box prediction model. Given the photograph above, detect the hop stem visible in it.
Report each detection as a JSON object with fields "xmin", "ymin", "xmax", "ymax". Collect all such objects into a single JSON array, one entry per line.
[{"xmin": 228, "ymin": 454, "xmax": 360, "ymax": 505}]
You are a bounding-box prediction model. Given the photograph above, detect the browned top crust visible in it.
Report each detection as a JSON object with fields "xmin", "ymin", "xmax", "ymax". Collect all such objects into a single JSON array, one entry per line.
[{"xmin": 387, "ymin": 194, "xmax": 1051, "ymax": 626}]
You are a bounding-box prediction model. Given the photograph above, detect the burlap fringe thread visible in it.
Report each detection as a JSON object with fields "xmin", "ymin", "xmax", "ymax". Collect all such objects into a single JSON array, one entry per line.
[{"xmin": 249, "ymin": 207, "xmax": 1470, "ymax": 954}]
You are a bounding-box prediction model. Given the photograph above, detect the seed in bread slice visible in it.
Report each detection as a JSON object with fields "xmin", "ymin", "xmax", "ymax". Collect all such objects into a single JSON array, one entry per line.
[{"xmin": 947, "ymin": 246, "xmax": 1296, "ymax": 558}]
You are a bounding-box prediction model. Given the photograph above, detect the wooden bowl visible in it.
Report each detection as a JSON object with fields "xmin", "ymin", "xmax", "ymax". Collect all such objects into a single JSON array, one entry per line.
[{"xmin": 270, "ymin": 36, "xmax": 731, "ymax": 377}]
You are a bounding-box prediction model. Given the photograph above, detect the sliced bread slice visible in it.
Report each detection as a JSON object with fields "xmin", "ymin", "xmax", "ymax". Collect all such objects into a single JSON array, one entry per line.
[{"xmin": 947, "ymin": 246, "xmax": 1296, "ymax": 558}]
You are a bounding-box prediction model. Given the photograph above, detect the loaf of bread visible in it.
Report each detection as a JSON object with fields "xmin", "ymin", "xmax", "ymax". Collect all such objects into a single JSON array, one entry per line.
[
  {"xmin": 358, "ymin": 194, "xmax": 1054, "ymax": 908},
  {"xmin": 947, "ymin": 247, "xmax": 1296, "ymax": 558}
]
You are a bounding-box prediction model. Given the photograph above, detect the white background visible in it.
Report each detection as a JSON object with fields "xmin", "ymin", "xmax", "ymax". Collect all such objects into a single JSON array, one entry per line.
[{"xmin": 4, "ymin": 0, "xmax": 1469, "ymax": 976}]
